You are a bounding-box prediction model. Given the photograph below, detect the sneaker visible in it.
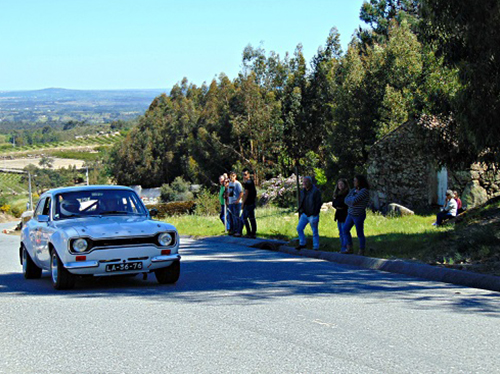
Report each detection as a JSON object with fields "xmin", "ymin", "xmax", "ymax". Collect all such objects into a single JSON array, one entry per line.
[
  {"xmin": 296, "ymin": 245, "xmax": 306, "ymax": 250},
  {"xmin": 431, "ymin": 222, "xmax": 437, "ymax": 226},
  {"xmin": 233, "ymin": 233, "xmax": 242, "ymax": 237}
]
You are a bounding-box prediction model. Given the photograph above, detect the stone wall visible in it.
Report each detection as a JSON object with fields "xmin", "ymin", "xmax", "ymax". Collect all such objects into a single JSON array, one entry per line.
[
  {"xmin": 367, "ymin": 120, "xmax": 500, "ymax": 210},
  {"xmin": 367, "ymin": 121, "xmax": 433, "ymax": 209},
  {"xmin": 449, "ymin": 163, "xmax": 500, "ymax": 207}
]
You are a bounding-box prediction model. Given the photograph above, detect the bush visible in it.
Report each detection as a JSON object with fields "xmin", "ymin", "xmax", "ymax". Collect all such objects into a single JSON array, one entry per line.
[
  {"xmin": 261, "ymin": 174, "xmax": 303, "ymax": 208},
  {"xmin": 0, "ymin": 204, "xmax": 11, "ymax": 214},
  {"xmin": 146, "ymin": 201, "xmax": 196, "ymax": 217},
  {"xmin": 10, "ymin": 206, "xmax": 22, "ymax": 218},
  {"xmin": 160, "ymin": 177, "xmax": 194, "ymax": 202},
  {"xmin": 195, "ymin": 189, "xmax": 220, "ymax": 216}
]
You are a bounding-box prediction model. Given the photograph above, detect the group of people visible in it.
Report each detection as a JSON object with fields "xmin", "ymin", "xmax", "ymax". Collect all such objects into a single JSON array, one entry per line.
[
  {"xmin": 296, "ymin": 175, "xmax": 371, "ymax": 255},
  {"xmin": 218, "ymin": 169, "xmax": 257, "ymax": 238},
  {"xmin": 217, "ymin": 169, "xmax": 466, "ymax": 253},
  {"xmin": 433, "ymin": 190, "xmax": 463, "ymax": 226},
  {"xmin": 217, "ymin": 170, "xmax": 371, "ymax": 254}
]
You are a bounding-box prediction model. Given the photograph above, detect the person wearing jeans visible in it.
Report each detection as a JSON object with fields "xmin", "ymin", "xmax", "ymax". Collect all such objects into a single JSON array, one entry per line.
[
  {"xmin": 228, "ymin": 171, "xmax": 243, "ymax": 236},
  {"xmin": 296, "ymin": 176, "xmax": 322, "ymax": 250},
  {"xmin": 297, "ymin": 213, "xmax": 320, "ymax": 250},
  {"xmin": 343, "ymin": 175, "xmax": 370, "ymax": 255},
  {"xmin": 435, "ymin": 190, "xmax": 457, "ymax": 226},
  {"xmin": 332, "ymin": 178, "xmax": 349, "ymax": 252}
]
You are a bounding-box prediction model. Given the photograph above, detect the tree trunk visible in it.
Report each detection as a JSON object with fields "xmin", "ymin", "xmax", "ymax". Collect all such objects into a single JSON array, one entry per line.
[{"xmin": 295, "ymin": 160, "xmax": 300, "ymax": 223}]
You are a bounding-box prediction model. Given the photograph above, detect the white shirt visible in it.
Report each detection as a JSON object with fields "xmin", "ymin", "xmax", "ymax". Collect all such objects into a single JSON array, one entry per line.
[{"xmin": 444, "ymin": 198, "xmax": 458, "ymax": 216}]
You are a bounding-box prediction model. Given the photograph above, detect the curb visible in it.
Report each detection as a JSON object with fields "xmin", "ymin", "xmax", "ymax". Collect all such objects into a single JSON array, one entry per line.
[{"xmin": 182, "ymin": 235, "xmax": 500, "ymax": 293}]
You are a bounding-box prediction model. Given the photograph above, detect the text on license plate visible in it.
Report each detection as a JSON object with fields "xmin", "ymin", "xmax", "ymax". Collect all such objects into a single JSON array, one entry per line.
[{"xmin": 105, "ymin": 262, "xmax": 143, "ymax": 272}]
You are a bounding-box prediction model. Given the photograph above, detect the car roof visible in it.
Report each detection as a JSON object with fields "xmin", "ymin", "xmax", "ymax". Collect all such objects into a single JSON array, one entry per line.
[{"xmin": 42, "ymin": 185, "xmax": 135, "ymax": 198}]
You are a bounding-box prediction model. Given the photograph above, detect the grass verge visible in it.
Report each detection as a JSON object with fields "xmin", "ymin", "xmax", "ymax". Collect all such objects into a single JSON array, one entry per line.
[{"xmin": 165, "ymin": 206, "xmax": 454, "ymax": 262}]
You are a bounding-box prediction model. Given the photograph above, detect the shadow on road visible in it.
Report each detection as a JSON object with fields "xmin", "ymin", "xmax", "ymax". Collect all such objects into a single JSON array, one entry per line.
[{"xmin": 0, "ymin": 238, "xmax": 498, "ymax": 317}]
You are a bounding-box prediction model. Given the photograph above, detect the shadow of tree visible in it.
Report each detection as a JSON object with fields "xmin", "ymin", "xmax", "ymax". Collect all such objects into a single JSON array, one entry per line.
[{"xmin": 0, "ymin": 238, "xmax": 498, "ymax": 317}]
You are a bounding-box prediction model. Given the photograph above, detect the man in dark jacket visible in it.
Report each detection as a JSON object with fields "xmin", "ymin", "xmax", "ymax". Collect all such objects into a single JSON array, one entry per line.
[{"xmin": 296, "ymin": 176, "xmax": 322, "ymax": 250}]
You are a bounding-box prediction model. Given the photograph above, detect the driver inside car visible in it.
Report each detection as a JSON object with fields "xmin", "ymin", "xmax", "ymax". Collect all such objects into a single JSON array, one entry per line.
[{"xmin": 60, "ymin": 199, "xmax": 81, "ymax": 217}]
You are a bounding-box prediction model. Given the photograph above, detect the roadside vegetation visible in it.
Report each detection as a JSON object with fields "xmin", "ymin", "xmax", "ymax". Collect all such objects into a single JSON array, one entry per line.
[{"xmin": 165, "ymin": 200, "xmax": 499, "ymax": 276}]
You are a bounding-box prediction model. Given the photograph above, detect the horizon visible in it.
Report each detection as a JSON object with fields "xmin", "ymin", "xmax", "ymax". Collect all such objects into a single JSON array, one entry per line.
[{"xmin": 0, "ymin": 87, "xmax": 168, "ymax": 93}]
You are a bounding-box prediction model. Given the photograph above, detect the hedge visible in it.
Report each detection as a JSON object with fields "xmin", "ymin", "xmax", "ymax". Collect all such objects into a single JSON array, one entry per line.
[{"xmin": 145, "ymin": 201, "xmax": 196, "ymax": 217}]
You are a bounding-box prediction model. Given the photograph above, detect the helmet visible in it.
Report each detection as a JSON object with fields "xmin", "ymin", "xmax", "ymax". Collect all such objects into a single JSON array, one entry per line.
[{"xmin": 60, "ymin": 199, "xmax": 81, "ymax": 216}]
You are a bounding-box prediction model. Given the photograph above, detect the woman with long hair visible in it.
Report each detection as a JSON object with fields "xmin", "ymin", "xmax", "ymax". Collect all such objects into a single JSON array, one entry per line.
[
  {"xmin": 343, "ymin": 175, "xmax": 370, "ymax": 255},
  {"xmin": 332, "ymin": 178, "xmax": 350, "ymax": 253}
]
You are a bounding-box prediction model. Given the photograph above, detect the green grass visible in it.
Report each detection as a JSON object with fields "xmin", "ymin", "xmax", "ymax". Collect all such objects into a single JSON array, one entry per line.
[{"xmin": 164, "ymin": 206, "xmax": 452, "ymax": 261}]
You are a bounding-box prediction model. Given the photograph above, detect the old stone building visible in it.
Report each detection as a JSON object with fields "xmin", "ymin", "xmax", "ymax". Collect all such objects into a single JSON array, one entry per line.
[{"xmin": 367, "ymin": 118, "xmax": 500, "ymax": 210}]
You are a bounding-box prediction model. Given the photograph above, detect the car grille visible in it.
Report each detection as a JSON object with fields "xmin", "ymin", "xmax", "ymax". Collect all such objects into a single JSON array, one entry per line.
[{"xmin": 92, "ymin": 232, "xmax": 177, "ymax": 249}]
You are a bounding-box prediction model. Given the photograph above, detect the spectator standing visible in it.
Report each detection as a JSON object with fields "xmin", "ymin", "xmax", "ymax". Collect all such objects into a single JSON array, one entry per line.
[
  {"xmin": 332, "ymin": 178, "xmax": 350, "ymax": 253},
  {"xmin": 218, "ymin": 175, "xmax": 227, "ymax": 230},
  {"xmin": 296, "ymin": 176, "xmax": 322, "ymax": 250},
  {"xmin": 241, "ymin": 168, "xmax": 257, "ymax": 238},
  {"xmin": 228, "ymin": 171, "xmax": 243, "ymax": 236},
  {"xmin": 343, "ymin": 175, "xmax": 370, "ymax": 255},
  {"xmin": 434, "ymin": 190, "xmax": 457, "ymax": 225}
]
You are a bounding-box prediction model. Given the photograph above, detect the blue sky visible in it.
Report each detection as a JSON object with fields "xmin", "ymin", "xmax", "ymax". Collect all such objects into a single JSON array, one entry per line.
[{"xmin": 1, "ymin": 0, "xmax": 366, "ymax": 90}]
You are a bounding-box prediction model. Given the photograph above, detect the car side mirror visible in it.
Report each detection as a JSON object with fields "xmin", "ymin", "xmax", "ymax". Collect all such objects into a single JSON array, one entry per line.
[
  {"xmin": 149, "ymin": 208, "xmax": 159, "ymax": 217},
  {"xmin": 37, "ymin": 215, "xmax": 49, "ymax": 223}
]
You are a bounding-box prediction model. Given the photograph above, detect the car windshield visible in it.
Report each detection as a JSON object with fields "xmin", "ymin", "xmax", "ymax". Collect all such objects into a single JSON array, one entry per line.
[{"xmin": 54, "ymin": 189, "xmax": 147, "ymax": 220}]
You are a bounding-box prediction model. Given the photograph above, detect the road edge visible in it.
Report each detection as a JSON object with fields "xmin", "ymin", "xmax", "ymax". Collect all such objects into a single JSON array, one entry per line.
[{"xmin": 181, "ymin": 235, "xmax": 500, "ymax": 292}]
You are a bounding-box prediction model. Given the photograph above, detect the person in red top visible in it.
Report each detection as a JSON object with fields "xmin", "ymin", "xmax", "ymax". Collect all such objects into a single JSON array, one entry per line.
[{"xmin": 454, "ymin": 191, "xmax": 464, "ymax": 214}]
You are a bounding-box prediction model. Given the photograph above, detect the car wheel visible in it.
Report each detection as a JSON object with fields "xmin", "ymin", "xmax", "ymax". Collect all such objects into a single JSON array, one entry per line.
[
  {"xmin": 22, "ymin": 245, "xmax": 42, "ymax": 279},
  {"xmin": 50, "ymin": 250, "xmax": 75, "ymax": 290},
  {"xmin": 155, "ymin": 261, "xmax": 180, "ymax": 284}
]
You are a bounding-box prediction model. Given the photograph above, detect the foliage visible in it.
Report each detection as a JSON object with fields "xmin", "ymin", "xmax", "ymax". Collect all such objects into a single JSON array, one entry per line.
[
  {"xmin": 21, "ymin": 165, "xmax": 84, "ymax": 195},
  {"xmin": 39, "ymin": 155, "xmax": 54, "ymax": 169},
  {"xmin": 260, "ymin": 174, "xmax": 303, "ymax": 208},
  {"xmin": 160, "ymin": 176, "xmax": 194, "ymax": 202},
  {"xmin": 0, "ymin": 204, "xmax": 10, "ymax": 213},
  {"xmin": 421, "ymin": 0, "xmax": 500, "ymax": 164},
  {"xmin": 194, "ymin": 189, "xmax": 220, "ymax": 216},
  {"xmin": 146, "ymin": 201, "xmax": 196, "ymax": 217}
]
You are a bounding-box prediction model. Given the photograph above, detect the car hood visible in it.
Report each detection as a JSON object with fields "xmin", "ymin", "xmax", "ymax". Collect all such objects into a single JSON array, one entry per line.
[{"xmin": 53, "ymin": 216, "xmax": 176, "ymax": 239}]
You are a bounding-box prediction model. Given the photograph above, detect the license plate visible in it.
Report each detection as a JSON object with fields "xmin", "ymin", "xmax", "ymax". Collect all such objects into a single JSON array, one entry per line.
[{"xmin": 105, "ymin": 262, "xmax": 143, "ymax": 272}]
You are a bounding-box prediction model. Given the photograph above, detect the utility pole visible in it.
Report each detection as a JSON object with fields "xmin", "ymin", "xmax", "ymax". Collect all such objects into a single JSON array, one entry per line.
[{"xmin": 28, "ymin": 171, "xmax": 33, "ymax": 211}]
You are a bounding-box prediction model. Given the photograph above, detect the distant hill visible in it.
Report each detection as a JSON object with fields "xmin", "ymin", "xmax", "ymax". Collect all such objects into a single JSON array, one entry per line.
[{"xmin": 0, "ymin": 87, "xmax": 169, "ymax": 125}]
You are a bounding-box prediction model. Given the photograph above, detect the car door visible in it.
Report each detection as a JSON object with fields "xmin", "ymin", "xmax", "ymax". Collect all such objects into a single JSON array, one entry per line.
[
  {"xmin": 28, "ymin": 197, "xmax": 46, "ymax": 266},
  {"xmin": 38, "ymin": 197, "xmax": 54, "ymax": 267}
]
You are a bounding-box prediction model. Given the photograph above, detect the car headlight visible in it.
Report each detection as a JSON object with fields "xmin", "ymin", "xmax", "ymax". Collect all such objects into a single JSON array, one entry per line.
[
  {"xmin": 158, "ymin": 232, "xmax": 173, "ymax": 246},
  {"xmin": 72, "ymin": 238, "xmax": 89, "ymax": 253}
]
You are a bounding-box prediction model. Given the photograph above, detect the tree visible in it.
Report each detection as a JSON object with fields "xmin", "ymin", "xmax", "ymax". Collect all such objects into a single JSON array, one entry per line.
[
  {"xmin": 421, "ymin": 0, "xmax": 500, "ymax": 163},
  {"xmin": 39, "ymin": 156, "xmax": 54, "ymax": 169},
  {"xmin": 358, "ymin": 0, "xmax": 420, "ymax": 47}
]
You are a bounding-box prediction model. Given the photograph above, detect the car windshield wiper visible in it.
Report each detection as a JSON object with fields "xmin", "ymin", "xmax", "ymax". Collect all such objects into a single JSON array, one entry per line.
[
  {"xmin": 99, "ymin": 210, "xmax": 132, "ymax": 215},
  {"xmin": 63, "ymin": 214, "xmax": 83, "ymax": 219}
]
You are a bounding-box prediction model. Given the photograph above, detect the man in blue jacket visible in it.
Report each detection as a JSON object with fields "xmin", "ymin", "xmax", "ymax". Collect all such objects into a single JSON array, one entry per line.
[{"xmin": 296, "ymin": 176, "xmax": 322, "ymax": 250}]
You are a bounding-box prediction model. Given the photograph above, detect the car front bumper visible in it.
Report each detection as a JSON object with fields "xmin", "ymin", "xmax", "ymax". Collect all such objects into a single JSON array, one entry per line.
[{"xmin": 63, "ymin": 246, "xmax": 180, "ymax": 276}]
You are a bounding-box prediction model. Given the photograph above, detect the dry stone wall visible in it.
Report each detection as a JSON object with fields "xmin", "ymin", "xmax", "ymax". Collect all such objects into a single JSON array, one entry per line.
[{"xmin": 367, "ymin": 120, "xmax": 500, "ymax": 210}]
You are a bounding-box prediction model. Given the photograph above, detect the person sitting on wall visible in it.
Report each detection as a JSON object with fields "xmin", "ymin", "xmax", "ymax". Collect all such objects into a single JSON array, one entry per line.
[
  {"xmin": 433, "ymin": 190, "xmax": 458, "ymax": 226},
  {"xmin": 454, "ymin": 190, "xmax": 464, "ymax": 214}
]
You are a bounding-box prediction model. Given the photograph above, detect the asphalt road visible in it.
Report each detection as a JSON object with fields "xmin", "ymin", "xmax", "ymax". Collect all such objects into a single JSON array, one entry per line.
[{"xmin": 0, "ymin": 222, "xmax": 499, "ymax": 374}]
